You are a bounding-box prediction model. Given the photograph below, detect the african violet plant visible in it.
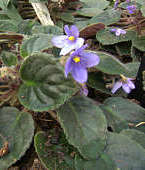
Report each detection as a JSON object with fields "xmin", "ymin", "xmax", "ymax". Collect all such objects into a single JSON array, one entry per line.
[{"xmin": 0, "ymin": 0, "xmax": 145, "ymax": 169}]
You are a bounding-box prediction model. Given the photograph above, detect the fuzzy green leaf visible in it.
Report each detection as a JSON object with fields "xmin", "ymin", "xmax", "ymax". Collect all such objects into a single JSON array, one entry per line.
[
  {"xmin": 81, "ymin": 0, "xmax": 109, "ymax": 9},
  {"xmin": 2, "ymin": 3, "xmax": 22, "ymax": 24},
  {"xmin": 136, "ymin": 0, "xmax": 145, "ymax": 5},
  {"xmin": 94, "ymin": 51, "xmax": 129, "ymax": 75},
  {"xmin": 20, "ymin": 34, "xmax": 53, "ymax": 57},
  {"xmin": 60, "ymin": 13, "xmax": 74, "ymax": 23},
  {"xmin": 0, "ymin": 107, "xmax": 34, "ymax": 169},
  {"xmin": 18, "ymin": 53, "xmax": 77, "ymax": 112},
  {"xmin": 0, "ymin": 20, "xmax": 18, "ymax": 32},
  {"xmin": 100, "ymin": 97, "xmax": 145, "ymax": 132},
  {"xmin": 75, "ymin": 8, "xmax": 103, "ymax": 17},
  {"xmin": 105, "ymin": 133, "xmax": 145, "ymax": 170},
  {"xmin": 32, "ymin": 25, "xmax": 63, "ymax": 35},
  {"xmin": 75, "ymin": 154, "xmax": 116, "ymax": 170},
  {"xmin": 132, "ymin": 36, "xmax": 145, "ymax": 51},
  {"xmin": 57, "ymin": 96, "xmax": 107, "ymax": 159},
  {"xmin": 90, "ymin": 9, "xmax": 121, "ymax": 25},
  {"xmin": 124, "ymin": 62, "xmax": 139, "ymax": 77},
  {"xmin": 141, "ymin": 4, "xmax": 145, "ymax": 16},
  {"xmin": 34, "ymin": 131, "xmax": 75, "ymax": 170},
  {"xmin": 1, "ymin": 51, "xmax": 17, "ymax": 66},
  {"xmin": 121, "ymin": 129, "xmax": 145, "ymax": 149}
]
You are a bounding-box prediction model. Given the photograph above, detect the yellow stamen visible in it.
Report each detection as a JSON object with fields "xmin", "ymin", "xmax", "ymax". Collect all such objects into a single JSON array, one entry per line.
[
  {"xmin": 73, "ymin": 56, "xmax": 80, "ymax": 63},
  {"xmin": 120, "ymin": 74, "xmax": 127, "ymax": 82},
  {"xmin": 68, "ymin": 36, "xmax": 75, "ymax": 41}
]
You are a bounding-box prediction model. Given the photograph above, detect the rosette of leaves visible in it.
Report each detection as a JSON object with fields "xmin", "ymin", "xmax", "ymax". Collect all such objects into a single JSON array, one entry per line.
[
  {"xmin": 0, "ymin": 107, "xmax": 34, "ymax": 169},
  {"xmin": 18, "ymin": 53, "xmax": 78, "ymax": 112}
]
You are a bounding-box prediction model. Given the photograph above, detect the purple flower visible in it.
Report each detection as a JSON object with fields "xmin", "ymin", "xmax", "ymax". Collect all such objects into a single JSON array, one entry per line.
[
  {"xmin": 126, "ymin": 5, "xmax": 136, "ymax": 14},
  {"xmin": 65, "ymin": 44, "xmax": 100, "ymax": 83},
  {"xmin": 126, "ymin": 0, "xmax": 130, "ymax": 2},
  {"xmin": 111, "ymin": 75, "xmax": 135, "ymax": 94},
  {"xmin": 110, "ymin": 28, "xmax": 126, "ymax": 36},
  {"xmin": 114, "ymin": 0, "xmax": 119, "ymax": 9},
  {"xmin": 51, "ymin": 25, "xmax": 84, "ymax": 56}
]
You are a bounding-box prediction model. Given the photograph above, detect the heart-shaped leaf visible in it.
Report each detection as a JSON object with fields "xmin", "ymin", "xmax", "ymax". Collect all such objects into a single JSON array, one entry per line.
[
  {"xmin": 0, "ymin": 107, "xmax": 34, "ymax": 169},
  {"xmin": 18, "ymin": 53, "xmax": 77, "ymax": 112},
  {"xmin": 57, "ymin": 96, "xmax": 107, "ymax": 159}
]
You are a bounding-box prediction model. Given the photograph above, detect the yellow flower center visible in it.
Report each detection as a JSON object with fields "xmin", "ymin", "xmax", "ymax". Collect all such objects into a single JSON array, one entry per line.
[
  {"xmin": 68, "ymin": 36, "xmax": 75, "ymax": 41},
  {"xmin": 120, "ymin": 74, "xmax": 127, "ymax": 83},
  {"xmin": 73, "ymin": 56, "xmax": 80, "ymax": 63}
]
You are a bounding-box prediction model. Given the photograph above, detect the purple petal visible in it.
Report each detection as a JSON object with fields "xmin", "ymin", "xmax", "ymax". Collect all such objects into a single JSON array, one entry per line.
[
  {"xmin": 122, "ymin": 83, "xmax": 131, "ymax": 93},
  {"xmin": 60, "ymin": 37, "xmax": 84, "ymax": 56},
  {"xmin": 120, "ymin": 29, "xmax": 126, "ymax": 34},
  {"xmin": 65, "ymin": 56, "xmax": 73, "ymax": 77},
  {"xmin": 110, "ymin": 28, "xmax": 117, "ymax": 32},
  {"xmin": 80, "ymin": 51, "xmax": 100, "ymax": 68},
  {"xmin": 128, "ymin": 10, "xmax": 134, "ymax": 14},
  {"xmin": 126, "ymin": 5, "xmax": 136, "ymax": 14},
  {"xmin": 64, "ymin": 25, "xmax": 71, "ymax": 36},
  {"xmin": 114, "ymin": 0, "xmax": 119, "ymax": 9},
  {"xmin": 72, "ymin": 65, "xmax": 88, "ymax": 83},
  {"xmin": 75, "ymin": 38, "xmax": 85, "ymax": 49},
  {"xmin": 71, "ymin": 44, "xmax": 88, "ymax": 57},
  {"xmin": 115, "ymin": 29, "xmax": 121, "ymax": 36},
  {"xmin": 127, "ymin": 79, "xmax": 135, "ymax": 89},
  {"xmin": 60, "ymin": 42, "xmax": 77, "ymax": 56},
  {"xmin": 70, "ymin": 25, "xmax": 79, "ymax": 38},
  {"xmin": 111, "ymin": 81, "xmax": 122, "ymax": 94},
  {"xmin": 51, "ymin": 35, "xmax": 68, "ymax": 48}
]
